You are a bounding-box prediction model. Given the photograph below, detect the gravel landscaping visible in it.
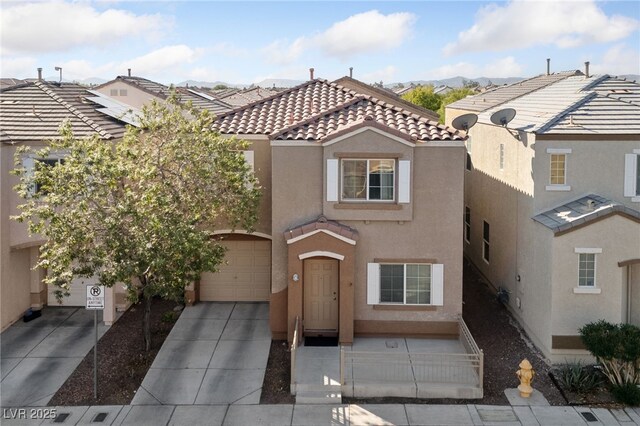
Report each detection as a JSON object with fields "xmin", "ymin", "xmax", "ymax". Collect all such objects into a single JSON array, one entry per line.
[
  {"xmin": 260, "ymin": 340, "xmax": 295, "ymax": 404},
  {"xmin": 49, "ymin": 298, "xmax": 181, "ymax": 405}
]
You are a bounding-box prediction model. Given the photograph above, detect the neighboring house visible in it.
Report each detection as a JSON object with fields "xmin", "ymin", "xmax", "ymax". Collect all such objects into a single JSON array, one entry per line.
[
  {"xmin": 94, "ymin": 74, "xmax": 232, "ymax": 115},
  {"xmin": 0, "ymin": 80, "xmax": 137, "ymax": 330},
  {"xmin": 446, "ymin": 71, "xmax": 640, "ymax": 362},
  {"xmin": 214, "ymin": 86, "xmax": 280, "ymax": 107},
  {"xmin": 434, "ymin": 85, "xmax": 453, "ymax": 95},
  {"xmin": 195, "ymin": 76, "xmax": 467, "ymax": 346}
]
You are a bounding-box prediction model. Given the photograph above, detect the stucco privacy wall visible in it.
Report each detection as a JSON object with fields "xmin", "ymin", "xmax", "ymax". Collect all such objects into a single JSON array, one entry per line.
[
  {"xmin": 271, "ymin": 129, "xmax": 465, "ymax": 339},
  {"xmin": 550, "ymin": 215, "xmax": 640, "ymax": 347}
]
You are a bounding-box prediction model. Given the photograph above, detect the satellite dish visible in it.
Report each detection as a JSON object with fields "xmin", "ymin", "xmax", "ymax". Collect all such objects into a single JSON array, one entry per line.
[
  {"xmin": 452, "ymin": 113, "xmax": 478, "ymax": 131},
  {"xmin": 490, "ymin": 108, "xmax": 516, "ymax": 127}
]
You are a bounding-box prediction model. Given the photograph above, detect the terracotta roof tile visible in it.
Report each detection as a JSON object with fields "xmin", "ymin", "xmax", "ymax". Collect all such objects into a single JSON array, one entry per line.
[
  {"xmin": 285, "ymin": 215, "xmax": 358, "ymax": 242},
  {"xmin": 215, "ymin": 79, "xmax": 462, "ymax": 142}
]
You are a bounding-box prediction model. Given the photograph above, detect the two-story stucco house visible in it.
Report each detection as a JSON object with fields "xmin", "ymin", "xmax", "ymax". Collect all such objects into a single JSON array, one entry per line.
[
  {"xmin": 0, "ymin": 78, "xmax": 136, "ymax": 330},
  {"xmin": 189, "ymin": 76, "xmax": 470, "ymax": 346},
  {"xmin": 447, "ymin": 71, "xmax": 640, "ymax": 362},
  {"xmin": 94, "ymin": 72, "xmax": 232, "ymax": 114}
]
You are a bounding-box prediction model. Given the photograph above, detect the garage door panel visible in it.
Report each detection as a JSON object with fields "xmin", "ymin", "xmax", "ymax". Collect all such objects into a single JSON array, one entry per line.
[
  {"xmin": 48, "ymin": 275, "xmax": 98, "ymax": 306},
  {"xmin": 201, "ymin": 239, "xmax": 271, "ymax": 302}
]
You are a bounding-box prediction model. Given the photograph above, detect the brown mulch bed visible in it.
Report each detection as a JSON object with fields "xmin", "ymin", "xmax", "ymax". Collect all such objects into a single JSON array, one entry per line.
[
  {"xmin": 49, "ymin": 298, "xmax": 181, "ymax": 406},
  {"xmin": 260, "ymin": 340, "xmax": 295, "ymax": 404}
]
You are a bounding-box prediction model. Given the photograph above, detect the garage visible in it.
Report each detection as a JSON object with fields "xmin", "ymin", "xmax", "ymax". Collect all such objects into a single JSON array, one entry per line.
[
  {"xmin": 47, "ymin": 275, "xmax": 99, "ymax": 306},
  {"xmin": 200, "ymin": 239, "xmax": 271, "ymax": 301}
]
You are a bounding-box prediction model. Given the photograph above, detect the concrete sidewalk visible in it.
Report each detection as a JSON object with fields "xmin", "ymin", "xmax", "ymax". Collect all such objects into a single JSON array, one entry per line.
[
  {"xmin": 2, "ymin": 403, "xmax": 640, "ymax": 425},
  {"xmin": 131, "ymin": 302, "xmax": 271, "ymax": 406},
  {"xmin": 0, "ymin": 308, "xmax": 109, "ymax": 407}
]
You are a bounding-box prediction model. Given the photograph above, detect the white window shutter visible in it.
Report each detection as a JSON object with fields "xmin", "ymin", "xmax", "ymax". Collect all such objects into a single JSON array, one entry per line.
[
  {"xmin": 242, "ymin": 150, "xmax": 255, "ymax": 172},
  {"xmin": 624, "ymin": 154, "xmax": 637, "ymax": 197},
  {"xmin": 398, "ymin": 160, "xmax": 411, "ymax": 203},
  {"xmin": 367, "ymin": 263, "xmax": 380, "ymax": 305},
  {"xmin": 326, "ymin": 159, "xmax": 339, "ymax": 202},
  {"xmin": 431, "ymin": 264, "xmax": 444, "ymax": 306}
]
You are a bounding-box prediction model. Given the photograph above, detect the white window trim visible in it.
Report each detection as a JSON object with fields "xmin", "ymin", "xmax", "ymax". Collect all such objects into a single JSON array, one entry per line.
[
  {"xmin": 574, "ymin": 248, "xmax": 602, "ymax": 254},
  {"xmin": 624, "ymin": 150, "xmax": 640, "ymax": 200},
  {"xmin": 367, "ymin": 262, "xmax": 443, "ymax": 306},
  {"xmin": 546, "ymin": 148, "xmax": 573, "ymax": 154},
  {"xmin": 547, "ymin": 151, "xmax": 570, "ymax": 191},
  {"xmin": 378, "ymin": 263, "xmax": 436, "ymax": 306},
  {"xmin": 576, "ymin": 250, "xmax": 598, "ymax": 289},
  {"xmin": 340, "ymin": 158, "xmax": 396, "ymax": 202},
  {"xmin": 482, "ymin": 220, "xmax": 490, "ymax": 264}
]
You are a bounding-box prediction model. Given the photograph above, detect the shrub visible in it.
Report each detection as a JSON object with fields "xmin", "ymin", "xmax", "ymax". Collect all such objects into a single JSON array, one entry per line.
[
  {"xmin": 161, "ymin": 311, "xmax": 178, "ymax": 323},
  {"xmin": 580, "ymin": 320, "xmax": 640, "ymax": 387},
  {"xmin": 556, "ymin": 362, "xmax": 603, "ymax": 394},
  {"xmin": 611, "ymin": 382, "xmax": 640, "ymax": 406}
]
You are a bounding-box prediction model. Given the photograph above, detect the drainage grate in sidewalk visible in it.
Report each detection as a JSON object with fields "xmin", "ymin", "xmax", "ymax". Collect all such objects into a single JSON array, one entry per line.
[
  {"xmin": 477, "ymin": 408, "xmax": 518, "ymax": 422},
  {"xmin": 93, "ymin": 412, "xmax": 108, "ymax": 423},
  {"xmin": 53, "ymin": 413, "xmax": 70, "ymax": 423},
  {"xmin": 581, "ymin": 411, "xmax": 598, "ymax": 422}
]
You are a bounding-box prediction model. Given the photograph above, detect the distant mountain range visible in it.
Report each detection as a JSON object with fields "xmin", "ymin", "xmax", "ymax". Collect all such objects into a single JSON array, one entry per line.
[
  {"xmin": 176, "ymin": 78, "xmax": 305, "ymax": 89},
  {"xmin": 392, "ymin": 76, "xmax": 525, "ymax": 88}
]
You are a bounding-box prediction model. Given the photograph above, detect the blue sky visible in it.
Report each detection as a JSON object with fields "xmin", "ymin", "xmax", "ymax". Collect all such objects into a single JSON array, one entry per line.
[{"xmin": 2, "ymin": 1, "xmax": 639, "ymax": 85}]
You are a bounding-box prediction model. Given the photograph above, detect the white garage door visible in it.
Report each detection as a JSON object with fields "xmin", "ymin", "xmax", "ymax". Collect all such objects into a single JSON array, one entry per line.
[
  {"xmin": 48, "ymin": 275, "xmax": 99, "ymax": 306},
  {"xmin": 200, "ymin": 240, "xmax": 271, "ymax": 301}
]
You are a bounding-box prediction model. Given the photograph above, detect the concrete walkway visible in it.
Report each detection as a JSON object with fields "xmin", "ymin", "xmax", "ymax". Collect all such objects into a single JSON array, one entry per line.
[
  {"xmin": 131, "ymin": 302, "xmax": 271, "ymax": 406},
  {"xmin": 2, "ymin": 403, "xmax": 640, "ymax": 425},
  {"xmin": 0, "ymin": 308, "xmax": 108, "ymax": 407}
]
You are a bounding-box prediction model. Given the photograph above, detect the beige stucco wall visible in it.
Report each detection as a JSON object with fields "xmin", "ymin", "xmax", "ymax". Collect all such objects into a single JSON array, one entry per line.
[
  {"xmin": 272, "ymin": 129, "xmax": 465, "ymax": 325},
  {"xmin": 533, "ymin": 138, "xmax": 640, "ymax": 212},
  {"xmin": 94, "ymin": 82, "xmax": 158, "ymax": 110},
  {"xmin": 551, "ymin": 215, "xmax": 640, "ymax": 334}
]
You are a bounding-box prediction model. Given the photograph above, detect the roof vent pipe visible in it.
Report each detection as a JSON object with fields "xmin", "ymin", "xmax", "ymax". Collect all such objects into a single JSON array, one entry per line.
[
  {"xmin": 309, "ymin": 68, "xmax": 315, "ymax": 80},
  {"xmin": 584, "ymin": 61, "xmax": 590, "ymax": 78},
  {"xmin": 349, "ymin": 67, "xmax": 353, "ymax": 78},
  {"xmin": 37, "ymin": 68, "xmax": 42, "ymax": 81},
  {"xmin": 546, "ymin": 58, "xmax": 551, "ymax": 75},
  {"xmin": 128, "ymin": 68, "xmax": 131, "ymax": 77}
]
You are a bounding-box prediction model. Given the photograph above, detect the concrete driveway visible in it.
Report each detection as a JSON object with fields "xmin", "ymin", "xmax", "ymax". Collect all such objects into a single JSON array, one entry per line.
[
  {"xmin": 0, "ymin": 307, "xmax": 108, "ymax": 407},
  {"xmin": 131, "ymin": 302, "xmax": 271, "ymax": 406}
]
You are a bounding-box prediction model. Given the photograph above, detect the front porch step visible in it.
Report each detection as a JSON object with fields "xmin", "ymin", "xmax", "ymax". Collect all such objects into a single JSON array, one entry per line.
[{"xmin": 296, "ymin": 390, "xmax": 343, "ymax": 404}]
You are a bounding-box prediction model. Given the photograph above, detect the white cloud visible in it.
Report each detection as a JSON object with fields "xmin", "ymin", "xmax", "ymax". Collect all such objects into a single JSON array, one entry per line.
[
  {"xmin": 428, "ymin": 57, "xmax": 524, "ymax": 79},
  {"xmin": 444, "ymin": 0, "xmax": 639, "ymax": 55},
  {"xmin": 316, "ymin": 10, "xmax": 416, "ymax": 59},
  {"xmin": 121, "ymin": 45, "xmax": 204, "ymax": 76},
  {"xmin": 362, "ymin": 66, "xmax": 398, "ymax": 83},
  {"xmin": 0, "ymin": 56, "xmax": 38, "ymax": 77},
  {"xmin": 591, "ymin": 44, "xmax": 640, "ymax": 75},
  {"xmin": 208, "ymin": 42, "xmax": 249, "ymax": 58},
  {"xmin": 262, "ymin": 10, "xmax": 416, "ymax": 65},
  {"xmin": 1, "ymin": 1, "xmax": 170, "ymax": 54}
]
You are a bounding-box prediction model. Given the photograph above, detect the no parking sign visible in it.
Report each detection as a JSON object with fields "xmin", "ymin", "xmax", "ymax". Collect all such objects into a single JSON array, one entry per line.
[{"xmin": 86, "ymin": 285, "xmax": 105, "ymax": 310}]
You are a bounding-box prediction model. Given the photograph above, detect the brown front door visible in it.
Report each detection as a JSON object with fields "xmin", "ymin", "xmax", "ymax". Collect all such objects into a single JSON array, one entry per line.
[{"xmin": 303, "ymin": 259, "xmax": 339, "ymax": 333}]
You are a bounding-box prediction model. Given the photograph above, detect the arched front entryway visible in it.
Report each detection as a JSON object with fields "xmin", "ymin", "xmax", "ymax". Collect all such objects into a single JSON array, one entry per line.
[{"xmin": 285, "ymin": 216, "xmax": 357, "ymax": 345}]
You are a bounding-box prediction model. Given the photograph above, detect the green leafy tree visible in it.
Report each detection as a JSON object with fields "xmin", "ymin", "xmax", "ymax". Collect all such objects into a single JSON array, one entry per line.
[
  {"xmin": 438, "ymin": 87, "xmax": 475, "ymax": 123},
  {"xmin": 401, "ymin": 85, "xmax": 442, "ymax": 114},
  {"xmin": 13, "ymin": 96, "xmax": 261, "ymax": 351},
  {"xmin": 213, "ymin": 84, "xmax": 229, "ymax": 90}
]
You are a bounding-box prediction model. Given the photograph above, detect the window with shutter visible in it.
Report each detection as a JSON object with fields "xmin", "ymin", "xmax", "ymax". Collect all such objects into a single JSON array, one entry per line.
[
  {"xmin": 326, "ymin": 159, "xmax": 339, "ymax": 202},
  {"xmin": 624, "ymin": 153, "xmax": 640, "ymax": 198},
  {"xmin": 367, "ymin": 262, "xmax": 444, "ymax": 306}
]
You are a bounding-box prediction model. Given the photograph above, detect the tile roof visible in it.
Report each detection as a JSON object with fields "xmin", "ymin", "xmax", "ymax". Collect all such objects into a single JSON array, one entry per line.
[
  {"xmin": 214, "ymin": 79, "xmax": 463, "ymax": 142},
  {"xmin": 284, "ymin": 215, "xmax": 359, "ymax": 242},
  {"xmin": 272, "ymin": 97, "xmax": 462, "ymax": 142},
  {"xmin": 448, "ymin": 71, "xmax": 582, "ymax": 112},
  {"xmin": 0, "ymin": 81, "xmax": 131, "ymax": 143},
  {"xmin": 477, "ymin": 75, "xmax": 640, "ymax": 134},
  {"xmin": 532, "ymin": 194, "xmax": 640, "ymax": 234},
  {"xmin": 218, "ymin": 87, "xmax": 280, "ymax": 107}
]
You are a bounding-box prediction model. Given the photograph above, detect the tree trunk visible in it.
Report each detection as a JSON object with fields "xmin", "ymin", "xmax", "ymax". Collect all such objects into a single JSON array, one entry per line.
[{"xmin": 143, "ymin": 291, "xmax": 152, "ymax": 351}]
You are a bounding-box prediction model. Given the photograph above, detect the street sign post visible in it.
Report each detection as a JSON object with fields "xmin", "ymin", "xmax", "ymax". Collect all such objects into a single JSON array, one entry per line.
[{"xmin": 86, "ymin": 285, "xmax": 104, "ymax": 400}]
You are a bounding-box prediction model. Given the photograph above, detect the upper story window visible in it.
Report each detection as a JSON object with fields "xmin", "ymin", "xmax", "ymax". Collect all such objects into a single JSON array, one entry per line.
[
  {"xmin": 546, "ymin": 148, "xmax": 572, "ymax": 191},
  {"xmin": 624, "ymin": 151, "xmax": 640, "ymax": 201},
  {"xmin": 367, "ymin": 262, "xmax": 444, "ymax": 306},
  {"xmin": 110, "ymin": 89, "xmax": 118, "ymax": 96},
  {"xmin": 342, "ymin": 159, "xmax": 394, "ymax": 201},
  {"xmin": 499, "ymin": 144, "xmax": 505, "ymax": 171},
  {"xmin": 119, "ymin": 89, "xmax": 127, "ymax": 96}
]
